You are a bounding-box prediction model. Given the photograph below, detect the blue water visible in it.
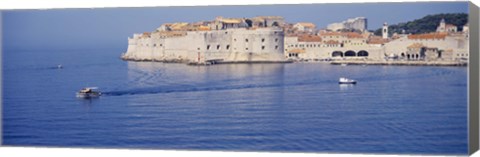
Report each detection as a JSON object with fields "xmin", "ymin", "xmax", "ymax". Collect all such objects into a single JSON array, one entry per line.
[{"xmin": 2, "ymin": 50, "xmax": 468, "ymax": 155}]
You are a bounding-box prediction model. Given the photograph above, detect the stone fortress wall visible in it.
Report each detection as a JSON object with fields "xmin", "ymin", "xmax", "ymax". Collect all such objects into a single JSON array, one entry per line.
[
  {"xmin": 123, "ymin": 16, "xmax": 469, "ymax": 65},
  {"xmin": 122, "ymin": 16, "xmax": 286, "ymax": 63}
]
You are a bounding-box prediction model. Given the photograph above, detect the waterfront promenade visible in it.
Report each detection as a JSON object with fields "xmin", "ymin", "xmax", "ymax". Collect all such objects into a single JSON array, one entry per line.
[{"xmin": 331, "ymin": 60, "xmax": 468, "ymax": 66}]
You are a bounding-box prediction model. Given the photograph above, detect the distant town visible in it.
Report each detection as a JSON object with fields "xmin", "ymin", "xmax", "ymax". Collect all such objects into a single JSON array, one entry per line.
[{"xmin": 122, "ymin": 15, "xmax": 469, "ymax": 66}]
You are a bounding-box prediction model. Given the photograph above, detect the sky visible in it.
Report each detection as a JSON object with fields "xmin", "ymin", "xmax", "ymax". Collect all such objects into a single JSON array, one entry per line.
[{"xmin": 1, "ymin": 2, "xmax": 468, "ymax": 52}]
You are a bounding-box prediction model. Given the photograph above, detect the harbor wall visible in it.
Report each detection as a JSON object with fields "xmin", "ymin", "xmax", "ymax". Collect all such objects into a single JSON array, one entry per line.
[{"xmin": 122, "ymin": 28, "xmax": 285, "ymax": 63}]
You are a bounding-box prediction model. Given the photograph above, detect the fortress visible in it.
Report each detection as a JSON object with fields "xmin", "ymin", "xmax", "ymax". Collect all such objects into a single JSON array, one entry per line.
[
  {"xmin": 122, "ymin": 16, "xmax": 469, "ymax": 65},
  {"xmin": 122, "ymin": 16, "xmax": 287, "ymax": 64}
]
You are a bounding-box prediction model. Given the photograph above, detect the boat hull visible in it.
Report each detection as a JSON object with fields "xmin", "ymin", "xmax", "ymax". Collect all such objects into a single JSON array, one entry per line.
[
  {"xmin": 76, "ymin": 92, "xmax": 101, "ymax": 98},
  {"xmin": 339, "ymin": 82, "xmax": 357, "ymax": 84}
]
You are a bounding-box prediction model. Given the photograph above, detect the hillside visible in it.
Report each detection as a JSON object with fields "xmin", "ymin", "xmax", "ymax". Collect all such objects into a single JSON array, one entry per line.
[{"xmin": 373, "ymin": 13, "xmax": 468, "ymax": 36}]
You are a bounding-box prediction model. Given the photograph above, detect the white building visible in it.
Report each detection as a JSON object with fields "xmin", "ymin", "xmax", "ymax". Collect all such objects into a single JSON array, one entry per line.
[
  {"xmin": 327, "ymin": 17, "xmax": 368, "ymax": 32},
  {"xmin": 123, "ymin": 17, "xmax": 286, "ymax": 63},
  {"xmin": 436, "ymin": 18, "xmax": 458, "ymax": 33},
  {"xmin": 293, "ymin": 22, "xmax": 317, "ymax": 33}
]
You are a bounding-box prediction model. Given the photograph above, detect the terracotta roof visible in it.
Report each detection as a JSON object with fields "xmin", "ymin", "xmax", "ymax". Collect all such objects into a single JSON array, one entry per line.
[
  {"xmin": 197, "ymin": 26, "xmax": 211, "ymax": 31},
  {"xmin": 295, "ymin": 22, "xmax": 316, "ymax": 28},
  {"xmin": 445, "ymin": 24, "xmax": 456, "ymax": 28},
  {"xmin": 407, "ymin": 43, "xmax": 424, "ymax": 49},
  {"xmin": 141, "ymin": 32, "xmax": 151, "ymax": 38},
  {"xmin": 344, "ymin": 32, "xmax": 363, "ymax": 38},
  {"xmin": 407, "ymin": 33, "xmax": 447, "ymax": 40},
  {"xmin": 323, "ymin": 40, "xmax": 340, "ymax": 45},
  {"xmin": 319, "ymin": 32, "xmax": 343, "ymax": 36},
  {"xmin": 170, "ymin": 22, "xmax": 189, "ymax": 30},
  {"xmin": 367, "ymin": 36, "xmax": 388, "ymax": 44},
  {"xmin": 298, "ymin": 35, "xmax": 322, "ymax": 42},
  {"xmin": 220, "ymin": 18, "xmax": 242, "ymax": 24},
  {"xmin": 288, "ymin": 49, "xmax": 306, "ymax": 54}
]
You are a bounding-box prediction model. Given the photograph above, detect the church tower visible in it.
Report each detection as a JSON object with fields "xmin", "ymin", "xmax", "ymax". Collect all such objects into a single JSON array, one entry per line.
[
  {"xmin": 382, "ymin": 22, "xmax": 388, "ymax": 39},
  {"xmin": 437, "ymin": 18, "xmax": 446, "ymax": 32}
]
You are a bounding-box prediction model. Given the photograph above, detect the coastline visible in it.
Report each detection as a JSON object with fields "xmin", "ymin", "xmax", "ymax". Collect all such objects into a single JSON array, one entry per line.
[
  {"xmin": 121, "ymin": 56, "xmax": 467, "ymax": 67},
  {"xmin": 330, "ymin": 60, "xmax": 468, "ymax": 66}
]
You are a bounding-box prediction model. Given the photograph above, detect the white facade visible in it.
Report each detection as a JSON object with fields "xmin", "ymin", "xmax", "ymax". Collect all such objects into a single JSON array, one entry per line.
[
  {"xmin": 382, "ymin": 23, "xmax": 388, "ymax": 39},
  {"xmin": 123, "ymin": 28, "xmax": 286, "ymax": 63},
  {"xmin": 326, "ymin": 17, "xmax": 367, "ymax": 32},
  {"xmin": 383, "ymin": 34, "xmax": 469, "ymax": 60}
]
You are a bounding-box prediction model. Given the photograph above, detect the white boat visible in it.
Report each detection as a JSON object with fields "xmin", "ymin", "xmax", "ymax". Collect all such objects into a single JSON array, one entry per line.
[
  {"xmin": 76, "ymin": 87, "xmax": 102, "ymax": 98},
  {"xmin": 339, "ymin": 77, "xmax": 357, "ymax": 84}
]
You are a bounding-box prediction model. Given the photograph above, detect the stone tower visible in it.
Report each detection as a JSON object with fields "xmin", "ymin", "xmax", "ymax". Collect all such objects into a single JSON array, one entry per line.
[
  {"xmin": 382, "ymin": 22, "xmax": 388, "ymax": 39},
  {"xmin": 437, "ymin": 18, "xmax": 446, "ymax": 32}
]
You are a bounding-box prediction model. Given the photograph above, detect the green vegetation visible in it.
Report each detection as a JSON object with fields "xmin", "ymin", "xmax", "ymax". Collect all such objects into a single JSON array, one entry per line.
[{"xmin": 373, "ymin": 13, "xmax": 468, "ymax": 36}]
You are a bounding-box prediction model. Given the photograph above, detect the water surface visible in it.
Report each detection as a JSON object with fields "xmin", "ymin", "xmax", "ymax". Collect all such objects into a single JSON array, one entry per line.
[{"xmin": 3, "ymin": 50, "xmax": 468, "ymax": 155}]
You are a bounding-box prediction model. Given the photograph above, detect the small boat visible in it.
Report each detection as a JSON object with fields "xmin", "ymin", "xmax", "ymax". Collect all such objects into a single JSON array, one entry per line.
[
  {"xmin": 339, "ymin": 77, "xmax": 357, "ymax": 84},
  {"xmin": 76, "ymin": 87, "xmax": 102, "ymax": 98},
  {"xmin": 341, "ymin": 63, "xmax": 347, "ymax": 66},
  {"xmin": 57, "ymin": 64, "xmax": 63, "ymax": 69}
]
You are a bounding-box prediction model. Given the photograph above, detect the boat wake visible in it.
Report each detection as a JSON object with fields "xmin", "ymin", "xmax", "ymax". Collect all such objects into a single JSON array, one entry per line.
[{"xmin": 102, "ymin": 79, "xmax": 333, "ymax": 96}]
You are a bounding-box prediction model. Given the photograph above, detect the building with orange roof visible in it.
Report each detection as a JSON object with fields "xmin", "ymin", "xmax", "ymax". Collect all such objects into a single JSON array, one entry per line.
[
  {"xmin": 123, "ymin": 16, "xmax": 286, "ymax": 63},
  {"xmin": 407, "ymin": 33, "xmax": 448, "ymax": 40},
  {"xmin": 293, "ymin": 22, "xmax": 317, "ymax": 33},
  {"xmin": 384, "ymin": 29, "xmax": 468, "ymax": 61},
  {"xmin": 437, "ymin": 18, "xmax": 458, "ymax": 33}
]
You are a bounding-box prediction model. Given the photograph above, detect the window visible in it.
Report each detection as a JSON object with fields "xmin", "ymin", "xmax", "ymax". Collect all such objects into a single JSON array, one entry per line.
[
  {"xmin": 246, "ymin": 48, "xmax": 248, "ymax": 50},
  {"xmin": 217, "ymin": 45, "xmax": 220, "ymax": 50},
  {"xmin": 154, "ymin": 44, "xmax": 156, "ymax": 47},
  {"xmin": 275, "ymin": 38, "xmax": 278, "ymax": 42},
  {"xmin": 226, "ymin": 45, "xmax": 230, "ymax": 50},
  {"xmin": 245, "ymin": 39, "xmax": 249, "ymax": 42},
  {"xmin": 225, "ymin": 32, "xmax": 228, "ymax": 34},
  {"xmin": 160, "ymin": 44, "xmax": 163, "ymax": 47},
  {"xmin": 197, "ymin": 48, "xmax": 200, "ymax": 50},
  {"xmin": 275, "ymin": 45, "xmax": 278, "ymax": 49},
  {"xmin": 207, "ymin": 45, "xmax": 210, "ymax": 50},
  {"xmin": 234, "ymin": 38, "xmax": 237, "ymax": 41},
  {"xmin": 262, "ymin": 38, "xmax": 265, "ymax": 42},
  {"xmin": 262, "ymin": 46, "xmax": 265, "ymax": 50}
]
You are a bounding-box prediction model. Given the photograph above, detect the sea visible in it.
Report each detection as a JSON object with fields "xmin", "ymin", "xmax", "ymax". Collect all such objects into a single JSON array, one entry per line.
[{"xmin": 2, "ymin": 49, "xmax": 468, "ymax": 155}]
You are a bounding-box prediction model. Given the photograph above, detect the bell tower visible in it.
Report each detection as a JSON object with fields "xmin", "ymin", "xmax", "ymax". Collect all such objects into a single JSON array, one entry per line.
[{"xmin": 382, "ymin": 22, "xmax": 388, "ymax": 39}]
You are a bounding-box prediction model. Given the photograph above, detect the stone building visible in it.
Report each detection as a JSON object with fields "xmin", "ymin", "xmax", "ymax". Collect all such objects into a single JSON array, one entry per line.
[
  {"xmin": 436, "ymin": 18, "xmax": 458, "ymax": 33},
  {"xmin": 293, "ymin": 22, "xmax": 317, "ymax": 33},
  {"xmin": 383, "ymin": 32, "xmax": 468, "ymax": 61},
  {"xmin": 327, "ymin": 17, "xmax": 368, "ymax": 32},
  {"xmin": 284, "ymin": 32, "xmax": 383, "ymax": 60},
  {"xmin": 123, "ymin": 16, "xmax": 286, "ymax": 63}
]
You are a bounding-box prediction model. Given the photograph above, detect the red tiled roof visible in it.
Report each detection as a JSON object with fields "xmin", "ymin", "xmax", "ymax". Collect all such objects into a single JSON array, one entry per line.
[
  {"xmin": 407, "ymin": 43, "xmax": 424, "ymax": 48},
  {"xmin": 288, "ymin": 49, "xmax": 306, "ymax": 53},
  {"xmin": 298, "ymin": 35, "xmax": 322, "ymax": 42},
  {"xmin": 323, "ymin": 40, "xmax": 340, "ymax": 44},
  {"xmin": 408, "ymin": 33, "xmax": 447, "ymax": 40}
]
